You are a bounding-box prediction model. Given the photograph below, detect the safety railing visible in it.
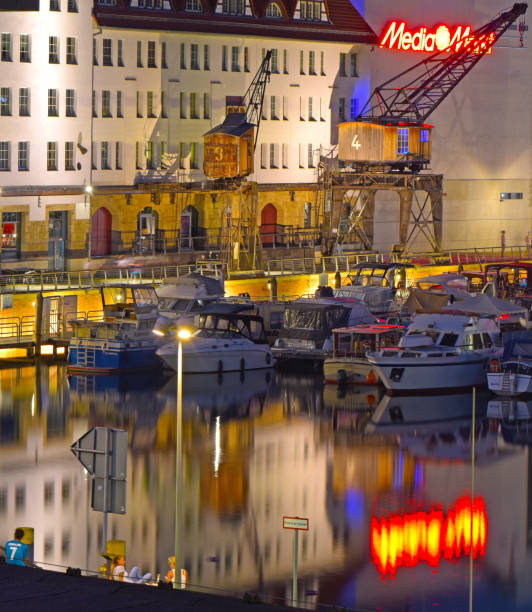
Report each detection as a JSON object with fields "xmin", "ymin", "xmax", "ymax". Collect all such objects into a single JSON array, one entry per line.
[
  {"xmin": 266, "ymin": 252, "xmax": 385, "ymax": 275},
  {"xmin": 394, "ymin": 244, "xmax": 532, "ymax": 265},
  {"xmin": 0, "ymin": 315, "xmax": 35, "ymax": 343}
]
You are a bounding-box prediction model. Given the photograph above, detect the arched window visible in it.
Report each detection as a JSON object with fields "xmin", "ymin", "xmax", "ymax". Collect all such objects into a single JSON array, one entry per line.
[
  {"xmin": 296, "ymin": 0, "xmax": 324, "ymax": 21},
  {"xmin": 265, "ymin": 2, "xmax": 283, "ymax": 17},
  {"xmin": 185, "ymin": 0, "xmax": 203, "ymax": 11}
]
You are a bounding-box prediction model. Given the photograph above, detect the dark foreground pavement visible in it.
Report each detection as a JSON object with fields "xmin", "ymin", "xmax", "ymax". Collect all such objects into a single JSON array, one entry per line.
[{"xmin": 0, "ymin": 565, "xmax": 300, "ymax": 612}]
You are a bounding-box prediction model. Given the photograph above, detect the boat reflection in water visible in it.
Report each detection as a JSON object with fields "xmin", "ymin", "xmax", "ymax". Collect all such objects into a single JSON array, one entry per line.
[{"xmin": 488, "ymin": 398, "xmax": 532, "ymax": 446}]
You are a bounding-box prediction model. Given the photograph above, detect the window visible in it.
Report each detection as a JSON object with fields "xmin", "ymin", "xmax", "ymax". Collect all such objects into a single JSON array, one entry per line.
[
  {"xmin": 308, "ymin": 143, "xmax": 314, "ymax": 167},
  {"xmin": 148, "ymin": 41, "xmax": 156, "ymax": 67},
  {"xmin": 283, "ymin": 49, "xmax": 288, "ymax": 74},
  {"xmin": 350, "ymin": 53, "xmax": 358, "ymax": 77},
  {"xmin": 102, "ymin": 90, "xmax": 111, "ymax": 117},
  {"xmin": 190, "ymin": 142, "xmax": 198, "ymax": 169},
  {"xmin": 203, "ymin": 44, "xmax": 209, "ymax": 70},
  {"xmin": 137, "ymin": 41, "xmax": 143, "ymax": 67},
  {"xmin": 0, "ymin": 489, "xmax": 6, "ymax": 513},
  {"xmin": 338, "ymin": 97, "xmax": 345, "ymax": 121},
  {"xmin": 1, "ymin": 33, "xmax": 11, "ymax": 62},
  {"xmin": 339, "ymin": 52, "xmax": 346, "ymax": 76},
  {"xmin": 350, "ymin": 97, "xmax": 358, "ymax": 120},
  {"xmin": 270, "ymin": 95, "xmax": 278, "ymax": 120},
  {"xmin": 299, "ymin": 50, "xmax": 304, "ymax": 74},
  {"xmin": 20, "ymin": 34, "xmax": 31, "ymax": 63},
  {"xmin": 222, "ymin": 0, "xmax": 245, "ymax": 15},
  {"xmin": 299, "ymin": 143, "xmax": 305, "ymax": 168},
  {"xmin": 103, "ymin": 39, "xmax": 112, "ymax": 65},
  {"xmin": 68, "ymin": 0, "xmax": 78, "ymax": 12},
  {"xmin": 299, "ymin": 0, "xmax": 322, "ymax": 20},
  {"xmin": 18, "ymin": 142, "xmax": 29, "ymax": 171},
  {"xmin": 190, "ymin": 93, "xmax": 198, "ymax": 118},
  {"xmin": 18, "ymin": 88, "xmax": 30, "ymax": 117},
  {"xmin": 161, "ymin": 41, "xmax": 167, "ymax": 68},
  {"xmin": 92, "ymin": 141, "xmax": 97, "ymax": 170},
  {"xmin": 320, "ymin": 50, "xmax": 325, "ymax": 75},
  {"xmin": 397, "ymin": 128, "xmax": 409, "ymax": 154},
  {"xmin": 15, "ymin": 486, "xmax": 25, "ymax": 511},
  {"xmin": 101, "ymin": 141, "xmax": 110, "ymax": 169},
  {"xmin": 147, "ymin": 91, "xmax": 155, "ymax": 117},
  {"xmin": 62, "ymin": 480, "xmax": 71, "ymax": 504},
  {"xmin": 136, "ymin": 91, "xmax": 143, "ymax": 117},
  {"xmin": 299, "ymin": 96, "xmax": 304, "ymax": 120},
  {"xmin": 282, "ymin": 143, "xmax": 288, "ymax": 168},
  {"xmin": 282, "ymin": 96, "xmax": 288, "ymax": 120},
  {"xmin": 48, "ymin": 89, "xmax": 58, "ymax": 117},
  {"xmin": 260, "ymin": 143, "xmax": 267, "ymax": 169},
  {"xmin": 180, "ymin": 42, "xmax": 186, "ymax": 69},
  {"xmin": 179, "ymin": 142, "xmax": 188, "ymax": 168},
  {"xmin": 244, "ymin": 47, "xmax": 249, "ymax": 72},
  {"xmin": 304, "ymin": 202, "xmax": 312, "ymax": 227},
  {"xmin": 92, "ymin": 90, "xmax": 97, "ymax": 117},
  {"xmin": 420, "ymin": 128, "xmax": 429, "ymax": 143},
  {"xmin": 231, "ymin": 46, "xmax": 240, "ymax": 72},
  {"xmin": 93, "ymin": 38, "xmax": 98, "ymax": 65},
  {"xmin": 180, "ymin": 92, "xmax": 186, "ymax": 118},
  {"xmin": 117, "ymin": 40, "xmax": 124, "ymax": 66},
  {"xmin": 160, "ymin": 141, "xmax": 167, "ymax": 167},
  {"xmin": 49, "ymin": 36, "xmax": 59, "ymax": 64},
  {"xmin": 65, "ymin": 141, "xmax": 75, "ymax": 170},
  {"xmin": 0, "ymin": 88, "xmax": 11, "ymax": 116},
  {"xmin": 500, "ymin": 192, "xmax": 524, "ymax": 200},
  {"xmin": 309, "ymin": 51, "xmax": 316, "ymax": 75},
  {"xmin": 271, "ymin": 48, "xmax": 279, "ymax": 73},
  {"xmin": 222, "ymin": 45, "xmax": 227, "ymax": 71},
  {"xmin": 50, "ymin": 0, "xmax": 60, "ymax": 9},
  {"xmin": 116, "ymin": 91, "xmax": 123, "ymax": 117},
  {"xmin": 0, "ymin": 142, "xmax": 9, "ymax": 171},
  {"xmin": 185, "ymin": 0, "xmax": 202, "ymax": 10},
  {"xmin": 266, "ymin": 2, "xmax": 282, "ymax": 16},
  {"xmin": 203, "ymin": 93, "xmax": 210, "ymax": 119},
  {"xmin": 320, "ymin": 97, "xmax": 326, "ymax": 121},
  {"xmin": 482, "ymin": 333, "xmax": 493, "ymax": 348},
  {"xmin": 135, "ymin": 141, "xmax": 142, "ymax": 169},
  {"xmin": 161, "ymin": 91, "xmax": 167, "ymax": 117},
  {"xmin": 115, "ymin": 141, "xmax": 122, "ymax": 169},
  {"xmin": 66, "ymin": 37, "xmax": 77, "ymax": 64},
  {"xmin": 47, "ymin": 142, "xmax": 58, "ymax": 171},
  {"xmin": 66, "ymin": 89, "xmax": 76, "ymax": 116},
  {"xmin": 191, "ymin": 44, "xmax": 199, "ymax": 70},
  {"xmin": 308, "ymin": 96, "xmax": 314, "ymax": 120},
  {"xmin": 270, "ymin": 143, "xmax": 279, "ymax": 168}
]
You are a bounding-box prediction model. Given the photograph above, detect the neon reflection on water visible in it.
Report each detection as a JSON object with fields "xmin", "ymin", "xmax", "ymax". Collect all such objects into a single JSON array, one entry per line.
[{"xmin": 370, "ymin": 495, "xmax": 488, "ymax": 578}]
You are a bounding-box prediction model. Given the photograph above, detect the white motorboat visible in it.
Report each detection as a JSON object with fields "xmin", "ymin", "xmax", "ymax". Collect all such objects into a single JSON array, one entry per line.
[
  {"xmin": 486, "ymin": 333, "xmax": 532, "ymax": 397},
  {"xmin": 367, "ymin": 314, "xmax": 502, "ymax": 393},
  {"xmin": 156, "ymin": 311, "xmax": 273, "ymax": 373},
  {"xmin": 324, "ymin": 324, "xmax": 403, "ymax": 385}
]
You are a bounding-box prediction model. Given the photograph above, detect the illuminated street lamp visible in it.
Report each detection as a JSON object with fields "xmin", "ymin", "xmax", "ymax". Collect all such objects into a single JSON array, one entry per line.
[{"xmin": 175, "ymin": 327, "xmax": 192, "ymax": 589}]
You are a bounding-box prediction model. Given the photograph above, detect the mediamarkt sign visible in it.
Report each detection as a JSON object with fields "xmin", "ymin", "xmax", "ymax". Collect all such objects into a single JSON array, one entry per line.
[{"xmin": 379, "ymin": 21, "xmax": 495, "ymax": 54}]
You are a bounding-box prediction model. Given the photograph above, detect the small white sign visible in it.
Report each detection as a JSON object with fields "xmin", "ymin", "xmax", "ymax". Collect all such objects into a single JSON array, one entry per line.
[{"xmin": 283, "ymin": 516, "xmax": 309, "ymax": 530}]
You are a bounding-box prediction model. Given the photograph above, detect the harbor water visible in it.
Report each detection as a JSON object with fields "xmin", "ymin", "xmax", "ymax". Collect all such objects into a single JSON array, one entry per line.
[{"xmin": 0, "ymin": 363, "xmax": 530, "ymax": 611}]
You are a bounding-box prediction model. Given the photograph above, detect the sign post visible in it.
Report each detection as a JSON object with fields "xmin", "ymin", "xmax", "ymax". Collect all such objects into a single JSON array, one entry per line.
[{"xmin": 283, "ymin": 516, "xmax": 309, "ymax": 607}]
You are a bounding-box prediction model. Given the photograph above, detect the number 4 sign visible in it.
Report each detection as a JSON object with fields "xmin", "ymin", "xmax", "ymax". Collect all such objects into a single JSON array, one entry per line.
[{"xmin": 351, "ymin": 134, "xmax": 361, "ymax": 150}]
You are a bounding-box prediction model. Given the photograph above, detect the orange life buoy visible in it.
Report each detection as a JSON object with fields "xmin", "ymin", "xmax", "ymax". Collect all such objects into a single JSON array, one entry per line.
[
  {"xmin": 490, "ymin": 359, "xmax": 501, "ymax": 373},
  {"xmin": 366, "ymin": 370, "xmax": 377, "ymax": 384}
]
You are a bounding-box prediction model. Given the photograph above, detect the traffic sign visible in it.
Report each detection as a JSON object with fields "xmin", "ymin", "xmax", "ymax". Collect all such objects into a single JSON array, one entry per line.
[
  {"xmin": 71, "ymin": 427, "xmax": 128, "ymax": 479},
  {"xmin": 283, "ymin": 516, "xmax": 309, "ymax": 530},
  {"xmin": 92, "ymin": 478, "xmax": 127, "ymax": 514}
]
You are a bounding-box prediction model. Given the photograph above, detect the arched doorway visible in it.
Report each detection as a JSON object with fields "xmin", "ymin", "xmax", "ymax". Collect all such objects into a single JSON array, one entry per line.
[
  {"xmin": 180, "ymin": 205, "xmax": 199, "ymax": 249},
  {"xmin": 260, "ymin": 203, "xmax": 277, "ymax": 247},
  {"xmin": 91, "ymin": 207, "xmax": 112, "ymax": 256},
  {"xmin": 136, "ymin": 206, "xmax": 159, "ymax": 253}
]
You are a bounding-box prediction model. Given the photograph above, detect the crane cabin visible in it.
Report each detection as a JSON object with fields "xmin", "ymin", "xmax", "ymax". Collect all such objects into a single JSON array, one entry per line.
[
  {"xmin": 338, "ymin": 121, "xmax": 433, "ymax": 171},
  {"xmin": 204, "ymin": 110, "xmax": 255, "ymax": 179}
]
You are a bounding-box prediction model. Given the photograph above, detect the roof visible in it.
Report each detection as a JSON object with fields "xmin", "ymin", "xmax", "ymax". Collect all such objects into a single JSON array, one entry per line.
[
  {"xmin": 485, "ymin": 262, "xmax": 532, "ymax": 272},
  {"xmin": 442, "ymin": 293, "xmax": 527, "ymax": 317},
  {"xmin": 199, "ymin": 302, "xmax": 255, "ymax": 314},
  {"xmin": 204, "ymin": 113, "xmax": 255, "ymax": 137},
  {"xmin": 93, "ymin": 0, "xmax": 378, "ymax": 44},
  {"xmin": 333, "ymin": 324, "xmax": 401, "ymax": 334}
]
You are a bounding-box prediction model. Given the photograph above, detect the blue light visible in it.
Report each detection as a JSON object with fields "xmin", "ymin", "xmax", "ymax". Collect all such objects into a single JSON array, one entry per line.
[{"xmin": 345, "ymin": 488, "xmax": 364, "ymax": 526}]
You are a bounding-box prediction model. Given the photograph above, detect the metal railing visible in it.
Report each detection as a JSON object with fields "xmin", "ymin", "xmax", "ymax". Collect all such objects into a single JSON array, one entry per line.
[{"xmin": 266, "ymin": 253, "xmax": 384, "ymax": 275}]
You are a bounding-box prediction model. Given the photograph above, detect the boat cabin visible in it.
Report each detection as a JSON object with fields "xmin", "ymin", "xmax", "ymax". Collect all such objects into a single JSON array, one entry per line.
[
  {"xmin": 332, "ymin": 324, "xmax": 403, "ymax": 358},
  {"xmin": 196, "ymin": 311, "xmax": 269, "ymax": 344},
  {"xmin": 344, "ymin": 262, "xmax": 414, "ymax": 291},
  {"xmin": 102, "ymin": 284, "xmax": 158, "ymax": 321},
  {"xmin": 483, "ymin": 263, "xmax": 532, "ymax": 305},
  {"xmin": 277, "ymin": 303, "xmax": 350, "ymax": 350}
]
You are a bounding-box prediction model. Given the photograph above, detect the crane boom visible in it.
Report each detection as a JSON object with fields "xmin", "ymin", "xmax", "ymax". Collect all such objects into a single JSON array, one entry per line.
[
  {"xmin": 242, "ymin": 50, "xmax": 272, "ymax": 149},
  {"xmin": 358, "ymin": 3, "xmax": 527, "ymax": 125}
]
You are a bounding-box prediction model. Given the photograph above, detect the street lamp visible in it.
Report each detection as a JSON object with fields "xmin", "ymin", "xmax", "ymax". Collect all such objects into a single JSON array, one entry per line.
[{"xmin": 175, "ymin": 327, "xmax": 192, "ymax": 589}]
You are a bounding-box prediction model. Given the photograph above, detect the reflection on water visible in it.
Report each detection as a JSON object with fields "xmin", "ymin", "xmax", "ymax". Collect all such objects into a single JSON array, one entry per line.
[{"xmin": 1, "ymin": 364, "xmax": 532, "ymax": 611}]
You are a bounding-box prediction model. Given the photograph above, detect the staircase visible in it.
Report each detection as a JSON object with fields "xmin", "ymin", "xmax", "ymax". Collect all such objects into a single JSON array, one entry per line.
[
  {"xmin": 76, "ymin": 345, "xmax": 96, "ymax": 369},
  {"xmin": 500, "ymin": 372, "xmax": 515, "ymax": 396}
]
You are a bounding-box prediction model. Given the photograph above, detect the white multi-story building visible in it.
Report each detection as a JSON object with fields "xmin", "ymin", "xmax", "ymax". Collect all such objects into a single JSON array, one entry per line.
[{"xmin": 0, "ymin": 0, "xmax": 375, "ymax": 267}]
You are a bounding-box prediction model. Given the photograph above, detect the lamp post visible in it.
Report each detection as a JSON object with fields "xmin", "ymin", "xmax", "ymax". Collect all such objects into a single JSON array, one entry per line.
[
  {"xmin": 175, "ymin": 327, "xmax": 191, "ymax": 589},
  {"xmin": 85, "ymin": 184, "xmax": 93, "ymax": 261}
]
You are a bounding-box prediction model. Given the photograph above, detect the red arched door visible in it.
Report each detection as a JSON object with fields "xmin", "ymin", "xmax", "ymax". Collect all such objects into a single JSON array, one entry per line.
[
  {"xmin": 260, "ymin": 204, "xmax": 277, "ymax": 247},
  {"xmin": 91, "ymin": 207, "xmax": 112, "ymax": 256}
]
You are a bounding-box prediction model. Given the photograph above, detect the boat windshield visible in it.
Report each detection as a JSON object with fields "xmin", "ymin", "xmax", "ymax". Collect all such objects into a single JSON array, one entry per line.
[
  {"xmin": 284, "ymin": 309, "xmax": 322, "ymax": 330},
  {"xmin": 134, "ymin": 287, "xmax": 158, "ymax": 307},
  {"xmin": 405, "ymin": 330, "xmax": 440, "ymax": 343}
]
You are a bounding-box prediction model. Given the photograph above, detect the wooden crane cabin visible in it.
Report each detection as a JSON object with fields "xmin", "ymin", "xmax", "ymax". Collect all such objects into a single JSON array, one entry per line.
[
  {"xmin": 203, "ymin": 110, "xmax": 255, "ymax": 179},
  {"xmin": 338, "ymin": 121, "xmax": 433, "ymax": 170}
]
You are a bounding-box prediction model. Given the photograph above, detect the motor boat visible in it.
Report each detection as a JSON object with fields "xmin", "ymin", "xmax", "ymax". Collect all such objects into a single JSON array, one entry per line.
[
  {"xmin": 156, "ymin": 310, "xmax": 273, "ymax": 373},
  {"xmin": 324, "ymin": 323, "xmax": 403, "ymax": 385},
  {"xmin": 367, "ymin": 313, "xmax": 502, "ymax": 393},
  {"xmin": 487, "ymin": 333, "xmax": 532, "ymax": 397},
  {"xmin": 68, "ymin": 284, "xmax": 160, "ymax": 373}
]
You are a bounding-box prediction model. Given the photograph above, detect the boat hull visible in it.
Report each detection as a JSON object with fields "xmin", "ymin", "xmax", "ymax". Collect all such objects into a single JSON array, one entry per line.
[
  {"xmin": 158, "ymin": 343, "xmax": 273, "ymax": 373},
  {"xmin": 487, "ymin": 372, "xmax": 532, "ymax": 397},
  {"xmin": 369, "ymin": 355, "xmax": 489, "ymax": 394},
  {"xmin": 68, "ymin": 339, "xmax": 160, "ymax": 373},
  {"xmin": 323, "ymin": 358, "xmax": 379, "ymax": 385}
]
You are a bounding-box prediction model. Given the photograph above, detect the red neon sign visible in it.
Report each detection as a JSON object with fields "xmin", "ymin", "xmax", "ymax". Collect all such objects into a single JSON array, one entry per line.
[
  {"xmin": 370, "ymin": 495, "xmax": 488, "ymax": 578},
  {"xmin": 379, "ymin": 22, "xmax": 495, "ymax": 54}
]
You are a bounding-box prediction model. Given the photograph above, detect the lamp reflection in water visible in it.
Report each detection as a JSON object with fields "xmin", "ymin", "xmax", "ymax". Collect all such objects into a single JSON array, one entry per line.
[
  {"xmin": 370, "ymin": 495, "xmax": 488, "ymax": 579},
  {"xmin": 175, "ymin": 327, "xmax": 192, "ymax": 589}
]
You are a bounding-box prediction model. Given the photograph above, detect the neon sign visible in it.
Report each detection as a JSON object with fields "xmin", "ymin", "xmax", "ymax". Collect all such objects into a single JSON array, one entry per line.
[
  {"xmin": 370, "ymin": 495, "xmax": 488, "ymax": 578},
  {"xmin": 379, "ymin": 22, "xmax": 495, "ymax": 54}
]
